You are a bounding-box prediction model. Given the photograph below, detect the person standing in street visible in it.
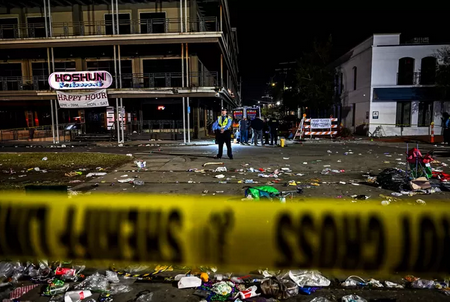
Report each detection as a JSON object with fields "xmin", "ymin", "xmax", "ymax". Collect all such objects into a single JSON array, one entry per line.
[
  {"xmin": 269, "ymin": 117, "xmax": 279, "ymax": 145},
  {"xmin": 239, "ymin": 117, "xmax": 250, "ymax": 145},
  {"xmin": 441, "ymin": 112, "xmax": 450, "ymax": 145},
  {"xmin": 28, "ymin": 127, "xmax": 35, "ymax": 141},
  {"xmin": 251, "ymin": 116, "xmax": 264, "ymax": 146},
  {"xmin": 263, "ymin": 118, "xmax": 270, "ymax": 144},
  {"xmin": 212, "ymin": 108, "xmax": 233, "ymax": 159}
]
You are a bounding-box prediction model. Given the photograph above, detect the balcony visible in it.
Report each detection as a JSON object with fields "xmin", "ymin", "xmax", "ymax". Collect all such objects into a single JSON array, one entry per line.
[
  {"xmin": 0, "ymin": 17, "xmax": 219, "ymax": 40},
  {"xmin": 397, "ymin": 72, "xmax": 436, "ymax": 86},
  {"xmin": 0, "ymin": 71, "xmax": 219, "ymax": 91}
]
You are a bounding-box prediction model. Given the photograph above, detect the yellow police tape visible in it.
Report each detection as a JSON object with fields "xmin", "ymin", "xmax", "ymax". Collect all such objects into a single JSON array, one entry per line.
[{"xmin": 0, "ymin": 194, "xmax": 449, "ymax": 276}]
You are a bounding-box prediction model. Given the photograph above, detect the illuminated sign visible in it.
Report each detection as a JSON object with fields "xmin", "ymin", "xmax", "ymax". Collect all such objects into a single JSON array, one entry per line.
[
  {"xmin": 48, "ymin": 71, "xmax": 113, "ymax": 90},
  {"xmin": 157, "ymin": 106, "xmax": 165, "ymax": 110}
]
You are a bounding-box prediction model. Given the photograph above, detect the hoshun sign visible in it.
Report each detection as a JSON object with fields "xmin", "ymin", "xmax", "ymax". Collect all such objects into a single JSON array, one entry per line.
[{"xmin": 48, "ymin": 71, "xmax": 113, "ymax": 90}]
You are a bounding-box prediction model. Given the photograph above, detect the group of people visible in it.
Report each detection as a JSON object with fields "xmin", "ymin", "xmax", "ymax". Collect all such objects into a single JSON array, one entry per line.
[
  {"xmin": 212, "ymin": 109, "xmax": 281, "ymax": 159},
  {"xmin": 236, "ymin": 116, "xmax": 279, "ymax": 146}
]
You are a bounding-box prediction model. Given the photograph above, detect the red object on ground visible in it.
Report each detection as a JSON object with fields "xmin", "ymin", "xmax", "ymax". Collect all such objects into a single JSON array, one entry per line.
[
  {"xmin": 55, "ymin": 267, "xmax": 76, "ymax": 276},
  {"xmin": 432, "ymin": 171, "xmax": 450, "ymax": 181}
]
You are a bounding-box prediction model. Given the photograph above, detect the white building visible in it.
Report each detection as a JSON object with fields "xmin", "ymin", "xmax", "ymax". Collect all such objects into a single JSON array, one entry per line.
[{"xmin": 333, "ymin": 33, "xmax": 449, "ymax": 137}]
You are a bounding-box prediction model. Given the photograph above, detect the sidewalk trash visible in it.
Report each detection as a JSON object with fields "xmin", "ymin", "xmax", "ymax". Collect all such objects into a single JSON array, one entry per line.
[
  {"xmin": 300, "ymin": 287, "xmax": 321, "ymax": 295},
  {"xmin": 118, "ymin": 178, "xmax": 135, "ymax": 183},
  {"xmin": 288, "ymin": 270, "xmax": 330, "ymax": 287},
  {"xmin": 109, "ymin": 283, "xmax": 133, "ymax": 295},
  {"xmin": 311, "ymin": 297, "xmax": 331, "ymax": 302},
  {"xmin": 134, "ymin": 160, "xmax": 146, "ymax": 168},
  {"xmin": 212, "ymin": 281, "xmax": 233, "ymax": 296},
  {"xmin": 321, "ymin": 168, "xmax": 331, "ymax": 175},
  {"xmin": 342, "ymin": 276, "xmax": 365, "ymax": 287},
  {"xmin": 43, "ymin": 281, "xmax": 70, "ymax": 297},
  {"xmin": 411, "ymin": 279, "xmax": 435, "ymax": 289},
  {"xmin": 367, "ymin": 279, "xmax": 384, "ymax": 288},
  {"xmin": 105, "ymin": 270, "xmax": 119, "ymax": 283},
  {"xmin": 133, "ymin": 180, "xmax": 145, "ymax": 186},
  {"xmin": 260, "ymin": 275, "xmax": 298, "ymax": 300},
  {"xmin": 410, "ymin": 177, "xmax": 431, "ymax": 190},
  {"xmin": 75, "ymin": 272, "xmax": 109, "ymax": 292},
  {"xmin": 384, "ymin": 281, "xmax": 404, "ymax": 289},
  {"xmin": 8, "ymin": 284, "xmax": 39, "ymax": 300},
  {"xmin": 42, "ymin": 157, "xmax": 48, "ymax": 161},
  {"xmin": 341, "ymin": 294, "xmax": 367, "ymax": 302},
  {"xmin": 203, "ymin": 162, "xmax": 224, "ymax": 167},
  {"xmin": 86, "ymin": 172, "xmax": 107, "ymax": 178},
  {"xmin": 238, "ymin": 285, "xmax": 260, "ymax": 300},
  {"xmin": 64, "ymin": 290, "xmax": 92, "ymax": 302},
  {"xmin": 391, "ymin": 192, "xmax": 403, "ymax": 197},
  {"xmin": 135, "ymin": 291, "xmax": 153, "ymax": 302},
  {"xmin": 200, "ymin": 272, "xmax": 209, "ymax": 283},
  {"xmin": 415, "ymin": 199, "xmax": 426, "ymax": 205},
  {"xmin": 215, "ymin": 174, "xmax": 225, "ymax": 179},
  {"xmin": 126, "ymin": 154, "xmax": 133, "ymax": 157},
  {"xmin": 120, "ymin": 174, "xmax": 128, "ymax": 177},
  {"xmin": 215, "ymin": 167, "xmax": 228, "ymax": 172},
  {"xmin": 178, "ymin": 276, "xmax": 202, "ymax": 289},
  {"xmin": 351, "ymin": 195, "xmax": 369, "ymax": 200},
  {"xmin": 377, "ymin": 168, "xmax": 408, "ymax": 191},
  {"xmin": 244, "ymin": 186, "xmax": 280, "ymax": 200}
]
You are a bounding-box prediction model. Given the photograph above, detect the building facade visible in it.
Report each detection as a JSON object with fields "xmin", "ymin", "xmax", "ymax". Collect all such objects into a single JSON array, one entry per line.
[
  {"xmin": 0, "ymin": 0, "xmax": 239, "ymax": 141},
  {"xmin": 333, "ymin": 34, "xmax": 449, "ymax": 137}
]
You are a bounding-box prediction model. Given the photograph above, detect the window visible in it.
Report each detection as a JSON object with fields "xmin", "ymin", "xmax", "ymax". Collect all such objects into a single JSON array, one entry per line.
[
  {"xmin": 54, "ymin": 62, "xmax": 76, "ymax": 72},
  {"xmin": 397, "ymin": 57, "xmax": 415, "ymax": 85},
  {"xmin": 27, "ymin": 17, "xmax": 49, "ymax": 38},
  {"xmin": 140, "ymin": 13, "xmax": 166, "ymax": 34},
  {"xmin": 418, "ymin": 101, "xmax": 433, "ymax": 127},
  {"xmin": 396, "ymin": 101, "xmax": 411, "ymax": 127},
  {"xmin": 32, "ymin": 62, "xmax": 49, "ymax": 89},
  {"xmin": 105, "ymin": 14, "xmax": 131, "ymax": 35},
  {"xmin": 420, "ymin": 57, "xmax": 436, "ymax": 85},
  {"xmin": 352, "ymin": 67, "xmax": 357, "ymax": 90},
  {"xmin": 0, "ymin": 18, "xmax": 19, "ymax": 39}
]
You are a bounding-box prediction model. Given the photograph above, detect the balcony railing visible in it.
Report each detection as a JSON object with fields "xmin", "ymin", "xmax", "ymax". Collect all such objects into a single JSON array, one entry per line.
[
  {"xmin": 0, "ymin": 17, "xmax": 219, "ymax": 39},
  {"xmin": 0, "ymin": 71, "xmax": 218, "ymax": 91},
  {"xmin": 396, "ymin": 72, "xmax": 436, "ymax": 86}
]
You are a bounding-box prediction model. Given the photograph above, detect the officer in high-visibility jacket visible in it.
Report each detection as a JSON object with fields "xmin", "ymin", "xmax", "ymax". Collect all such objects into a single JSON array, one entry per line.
[{"xmin": 212, "ymin": 108, "xmax": 233, "ymax": 159}]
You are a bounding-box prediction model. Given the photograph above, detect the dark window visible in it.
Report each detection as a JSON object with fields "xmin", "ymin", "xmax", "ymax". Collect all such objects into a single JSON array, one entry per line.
[
  {"xmin": 340, "ymin": 72, "xmax": 343, "ymax": 94},
  {"xmin": 397, "ymin": 57, "xmax": 415, "ymax": 85},
  {"xmin": 418, "ymin": 101, "xmax": 433, "ymax": 127},
  {"xmin": 352, "ymin": 67, "xmax": 357, "ymax": 90},
  {"xmin": 27, "ymin": 17, "xmax": 49, "ymax": 38},
  {"xmin": 87, "ymin": 60, "xmax": 132, "ymax": 88},
  {"xmin": 105, "ymin": 14, "xmax": 130, "ymax": 35},
  {"xmin": 0, "ymin": 18, "xmax": 18, "ymax": 38},
  {"xmin": 140, "ymin": 13, "xmax": 166, "ymax": 34},
  {"xmin": 420, "ymin": 57, "xmax": 436, "ymax": 85},
  {"xmin": 352, "ymin": 103, "xmax": 356, "ymax": 127},
  {"xmin": 0, "ymin": 63, "xmax": 22, "ymax": 90},
  {"xmin": 32, "ymin": 62, "xmax": 49, "ymax": 89},
  {"xmin": 396, "ymin": 101, "xmax": 411, "ymax": 127},
  {"xmin": 54, "ymin": 62, "xmax": 76, "ymax": 72}
]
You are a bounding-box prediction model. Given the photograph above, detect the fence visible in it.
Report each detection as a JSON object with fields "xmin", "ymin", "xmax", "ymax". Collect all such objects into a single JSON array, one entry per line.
[
  {"xmin": 0, "ymin": 124, "xmax": 72, "ymax": 142},
  {"xmin": 299, "ymin": 117, "xmax": 339, "ymax": 138},
  {"xmin": 0, "ymin": 17, "xmax": 219, "ymax": 39}
]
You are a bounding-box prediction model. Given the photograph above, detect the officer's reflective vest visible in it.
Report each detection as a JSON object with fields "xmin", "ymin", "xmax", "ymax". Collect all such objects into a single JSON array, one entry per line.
[{"xmin": 217, "ymin": 116, "xmax": 231, "ymax": 129}]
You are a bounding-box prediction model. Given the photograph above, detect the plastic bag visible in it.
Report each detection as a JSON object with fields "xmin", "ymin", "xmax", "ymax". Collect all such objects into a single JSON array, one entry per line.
[
  {"xmin": 109, "ymin": 283, "xmax": 133, "ymax": 295},
  {"xmin": 411, "ymin": 279, "xmax": 435, "ymax": 289},
  {"xmin": 75, "ymin": 272, "xmax": 109, "ymax": 292},
  {"xmin": 260, "ymin": 275, "xmax": 299, "ymax": 300},
  {"xmin": 106, "ymin": 270, "xmax": 120, "ymax": 283},
  {"xmin": 311, "ymin": 297, "xmax": 331, "ymax": 302},
  {"xmin": 135, "ymin": 291, "xmax": 153, "ymax": 302},
  {"xmin": 377, "ymin": 168, "xmax": 409, "ymax": 192},
  {"xmin": 341, "ymin": 294, "xmax": 367, "ymax": 302},
  {"xmin": 288, "ymin": 270, "xmax": 330, "ymax": 287},
  {"xmin": 212, "ymin": 281, "xmax": 233, "ymax": 296}
]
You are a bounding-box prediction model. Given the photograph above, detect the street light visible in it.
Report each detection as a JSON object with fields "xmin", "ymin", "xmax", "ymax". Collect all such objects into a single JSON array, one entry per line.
[{"xmin": 276, "ymin": 101, "xmax": 281, "ymax": 106}]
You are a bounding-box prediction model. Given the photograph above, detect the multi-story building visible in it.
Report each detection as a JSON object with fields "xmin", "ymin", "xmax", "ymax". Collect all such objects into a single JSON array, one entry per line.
[
  {"xmin": 0, "ymin": 0, "xmax": 239, "ymax": 142},
  {"xmin": 333, "ymin": 33, "xmax": 449, "ymax": 137}
]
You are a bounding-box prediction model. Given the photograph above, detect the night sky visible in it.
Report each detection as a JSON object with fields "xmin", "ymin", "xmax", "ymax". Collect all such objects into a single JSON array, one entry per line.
[{"xmin": 227, "ymin": 0, "xmax": 451, "ymax": 104}]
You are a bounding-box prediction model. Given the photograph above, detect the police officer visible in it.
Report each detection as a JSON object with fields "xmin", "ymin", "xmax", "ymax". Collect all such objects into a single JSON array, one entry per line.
[
  {"xmin": 268, "ymin": 116, "xmax": 279, "ymax": 145},
  {"xmin": 212, "ymin": 108, "xmax": 233, "ymax": 159}
]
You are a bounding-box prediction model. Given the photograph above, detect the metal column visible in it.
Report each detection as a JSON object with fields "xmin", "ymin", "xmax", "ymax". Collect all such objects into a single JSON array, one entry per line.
[
  {"xmin": 184, "ymin": 0, "xmax": 188, "ymax": 32},
  {"xmin": 179, "ymin": 0, "xmax": 183, "ymax": 32},
  {"xmin": 186, "ymin": 43, "xmax": 190, "ymax": 143},
  {"xmin": 51, "ymin": 47, "xmax": 59, "ymax": 143},
  {"xmin": 118, "ymin": 45, "xmax": 124, "ymax": 143},
  {"xmin": 111, "ymin": 0, "xmax": 116, "ymax": 35},
  {"xmin": 181, "ymin": 43, "xmax": 186, "ymax": 143},
  {"xmin": 220, "ymin": 54, "xmax": 223, "ymax": 87},
  {"xmin": 220, "ymin": 4, "xmax": 222, "ymax": 32}
]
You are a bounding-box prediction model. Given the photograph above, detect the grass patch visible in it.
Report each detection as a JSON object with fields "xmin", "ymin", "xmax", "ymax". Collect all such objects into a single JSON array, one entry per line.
[{"xmin": 0, "ymin": 152, "xmax": 131, "ymax": 170}]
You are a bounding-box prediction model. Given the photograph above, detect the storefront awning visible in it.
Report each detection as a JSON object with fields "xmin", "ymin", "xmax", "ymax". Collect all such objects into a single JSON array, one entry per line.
[{"xmin": 373, "ymin": 87, "xmax": 438, "ymax": 101}]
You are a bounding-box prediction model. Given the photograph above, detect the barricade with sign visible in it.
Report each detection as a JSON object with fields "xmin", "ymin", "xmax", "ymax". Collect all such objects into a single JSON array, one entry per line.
[
  {"xmin": 298, "ymin": 117, "xmax": 339, "ymax": 138},
  {"xmin": 0, "ymin": 193, "xmax": 448, "ymax": 277}
]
